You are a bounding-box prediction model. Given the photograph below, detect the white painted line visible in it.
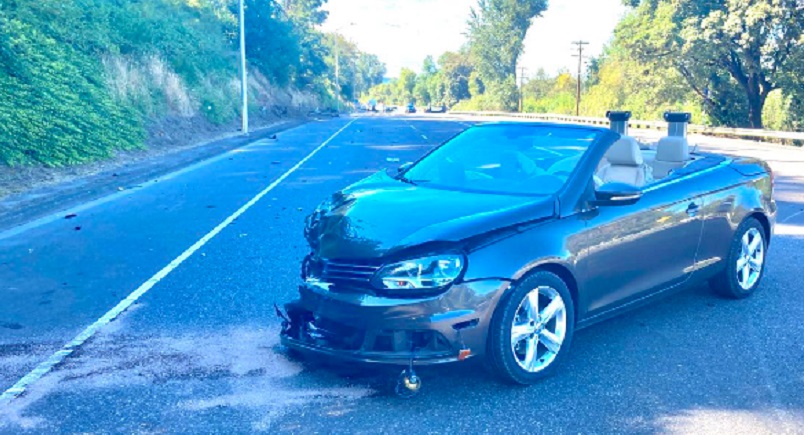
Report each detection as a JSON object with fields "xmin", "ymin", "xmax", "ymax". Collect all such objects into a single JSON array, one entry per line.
[
  {"xmin": 0, "ymin": 122, "xmax": 303, "ymax": 242},
  {"xmin": 421, "ymin": 135, "xmax": 428, "ymax": 140},
  {"xmin": 0, "ymin": 119, "xmax": 356, "ymax": 404},
  {"xmin": 781, "ymin": 208, "xmax": 804, "ymax": 224}
]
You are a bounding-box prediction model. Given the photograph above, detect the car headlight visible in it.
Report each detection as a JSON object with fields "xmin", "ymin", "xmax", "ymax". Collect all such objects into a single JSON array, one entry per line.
[{"xmin": 371, "ymin": 254, "xmax": 465, "ymax": 291}]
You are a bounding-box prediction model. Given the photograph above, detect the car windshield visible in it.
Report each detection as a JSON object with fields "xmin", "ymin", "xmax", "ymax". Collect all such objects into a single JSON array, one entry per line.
[{"xmin": 401, "ymin": 124, "xmax": 601, "ymax": 195}]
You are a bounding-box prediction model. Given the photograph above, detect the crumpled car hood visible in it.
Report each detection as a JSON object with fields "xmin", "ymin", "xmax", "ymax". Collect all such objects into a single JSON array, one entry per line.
[{"xmin": 305, "ymin": 171, "xmax": 556, "ymax": 259}]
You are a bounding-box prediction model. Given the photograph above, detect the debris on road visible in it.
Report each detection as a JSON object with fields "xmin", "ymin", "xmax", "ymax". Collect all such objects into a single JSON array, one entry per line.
[{"xmin": 64, "ymin": 214, "xmax": 77, "ymax": 219}]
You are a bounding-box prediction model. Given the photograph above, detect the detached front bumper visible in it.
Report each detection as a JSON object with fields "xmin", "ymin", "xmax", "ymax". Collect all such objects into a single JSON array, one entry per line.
[{"xmin": 279, "ymin": 279, "xmax": 509, "ymax": 366}]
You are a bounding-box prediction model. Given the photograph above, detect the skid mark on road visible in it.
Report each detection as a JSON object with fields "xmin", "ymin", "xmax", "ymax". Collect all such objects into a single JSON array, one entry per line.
[
  {"xmin": 0, "ymin": 320, "xmax": 373, "ymax": 432},
  {"xmin": 0, "ymin": 119, "xmax": 357, "ymax": 404}
]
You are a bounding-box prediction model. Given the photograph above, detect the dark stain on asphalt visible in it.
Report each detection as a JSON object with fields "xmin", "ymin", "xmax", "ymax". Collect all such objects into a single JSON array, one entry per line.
[
  {"xmin": 0, "ymin": 343, "xmax": 36, "ymax": 356},
  {"xmin": 0, "ymin": 321, "xmax": 23, "ymax": 330},
  {"xmin": 74, "ymin": 226, "xmax": 82, "ymax": 231}
]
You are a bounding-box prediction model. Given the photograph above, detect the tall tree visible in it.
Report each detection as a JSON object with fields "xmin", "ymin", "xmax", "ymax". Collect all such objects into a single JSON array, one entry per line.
[
  {"xmin": 398, "ymin": 67, "xmax": 417, "ymax": 102},
  {"xmin": 619, "ymin": 0, "xmax": 804, "ymax": 128},
  {"xmin": 438, "ymin": 50, "xmax": 473, "ymax": 105},
  {"xmin": 282, "ymin": 0, "xmax": 328, "ymax": 26},
  {"xmin": 466, "ymin": 0, "xmax": 547, "ymax": 110}
]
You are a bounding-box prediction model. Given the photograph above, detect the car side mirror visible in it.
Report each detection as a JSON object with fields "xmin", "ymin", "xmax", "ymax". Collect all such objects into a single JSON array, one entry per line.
[
  {"xmin": 593, "ymin": 182, "xmax": 642, "ymax": 206},
  {"xmin": 397, "ymin": 162, "xmax": 413, "ymax": 174}
]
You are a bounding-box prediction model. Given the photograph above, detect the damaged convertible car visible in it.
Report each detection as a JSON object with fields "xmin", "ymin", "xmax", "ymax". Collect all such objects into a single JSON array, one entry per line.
[{"xmin": 280, "ymin": 113, "xmax": 776, "ymax": 387}]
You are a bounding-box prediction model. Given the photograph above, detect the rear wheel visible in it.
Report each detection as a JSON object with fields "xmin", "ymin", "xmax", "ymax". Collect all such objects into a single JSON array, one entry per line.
[
  {"xmin": 710, "ymin": 217, "xmax": 767, "ymax": 299},
  {"xmin": 486, "ymin": 271, "xmax": 575, "ymax": 385}
]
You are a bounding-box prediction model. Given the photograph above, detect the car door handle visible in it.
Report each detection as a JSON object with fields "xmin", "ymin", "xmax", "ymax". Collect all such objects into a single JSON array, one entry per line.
[{"xmin": 686, "ymin": 202, "xmax": 700, "ymax": 216}]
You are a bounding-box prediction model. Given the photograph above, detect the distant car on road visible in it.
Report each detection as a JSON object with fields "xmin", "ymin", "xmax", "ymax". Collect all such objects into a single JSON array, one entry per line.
[
  {"xmin": 282, "ymin": 121, "xmax": 776, "ymax": 387},
  {"xmin": 425, "ymin": 104, "xmax": 447, "ymax": 113},
  {"xmin": 405, "ymin": 103, "xmax": 416, "ymax": 114}
]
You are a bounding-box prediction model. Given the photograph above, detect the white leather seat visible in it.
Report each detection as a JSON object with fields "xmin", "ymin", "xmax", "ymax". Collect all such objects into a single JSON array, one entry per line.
[
  {"xmin": 596, "ymin": 137, "xmax": 650, "ymax": 187},
  {"xmin": 653, "ymin": 136, "xmax": 690, "ymax": 179}
]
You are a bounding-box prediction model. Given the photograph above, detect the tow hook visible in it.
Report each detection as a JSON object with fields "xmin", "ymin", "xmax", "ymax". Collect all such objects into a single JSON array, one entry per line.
[{"xmin": 395, "ymin": 356, "xmax": 421, "ymax": 399}]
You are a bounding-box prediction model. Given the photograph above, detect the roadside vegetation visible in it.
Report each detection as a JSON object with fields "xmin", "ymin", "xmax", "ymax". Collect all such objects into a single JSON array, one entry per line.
[
  {"xmin": 367, "ymin": 0, "xmax": 804, "ymax": 130},
  {"xmin": 0, "ymin": 0, "xmax": 384, "ymax": 167}
]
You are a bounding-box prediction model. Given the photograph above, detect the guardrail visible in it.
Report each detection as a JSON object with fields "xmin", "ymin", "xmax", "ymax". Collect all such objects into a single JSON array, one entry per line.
[{"xmin": 450, "ymin": 111, "xmax": 804, "ymax": 143}]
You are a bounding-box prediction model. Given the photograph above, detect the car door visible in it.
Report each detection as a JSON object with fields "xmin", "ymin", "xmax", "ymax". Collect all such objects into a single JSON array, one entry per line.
[{"xmin": 578, "ymin": 179, "xmax": 705, "ymax": 318}]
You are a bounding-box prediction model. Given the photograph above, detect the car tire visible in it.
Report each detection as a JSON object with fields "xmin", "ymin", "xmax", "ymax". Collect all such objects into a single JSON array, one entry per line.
[
  {"xmin": 710, "ymin": 217, "xmax": 767, "ymax": 299},
  {"xmin": 486, "ymin": 270, "xmax": 575, "ymax": 385}
]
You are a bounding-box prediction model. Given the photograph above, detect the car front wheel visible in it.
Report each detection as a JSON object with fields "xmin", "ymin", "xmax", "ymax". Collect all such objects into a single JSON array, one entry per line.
[
  {"xmin": 710, "ymin": 217, "xmax": 767, "ymax": 299},
  {"xmin": 486, "ymin": 271, "xmax": 575, "ymax": 385}
]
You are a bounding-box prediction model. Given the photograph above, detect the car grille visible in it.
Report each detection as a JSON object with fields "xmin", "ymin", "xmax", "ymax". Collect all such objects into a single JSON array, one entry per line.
[{"xmin": 311, "ymin": 258, "xmax": 380, "ymax": 292}]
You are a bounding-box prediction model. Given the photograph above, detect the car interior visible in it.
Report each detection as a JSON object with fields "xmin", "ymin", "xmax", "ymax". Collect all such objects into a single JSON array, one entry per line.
[
  {"xmin": 411, "ymin": 128, "xmax": 699, "ymax": 196},
  {"xmin": 594, "ymin": 135, "xmax": 697, "ymax": 188}
]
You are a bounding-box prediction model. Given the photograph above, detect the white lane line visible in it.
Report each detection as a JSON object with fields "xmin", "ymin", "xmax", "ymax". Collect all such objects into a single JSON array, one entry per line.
[
  {"xmin": 0, "ymin": 119, "xmax": 356, "ymax": 404},
  {"xmin": 781, "ymin": 208, "xmax": 804, "ymax": 224},
  {"xmin": 405, "ymin": 121, "xmax": 431, "ymax": 143},
  {"xmin": 0, "ymin": 122, "xmax": 303, "ymax": 242}
]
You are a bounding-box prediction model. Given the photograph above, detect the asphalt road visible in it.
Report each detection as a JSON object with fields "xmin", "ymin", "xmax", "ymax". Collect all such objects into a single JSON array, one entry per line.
[{"xmin": 1, "ymin": 115, "xmax": 802, "ymax": 433}]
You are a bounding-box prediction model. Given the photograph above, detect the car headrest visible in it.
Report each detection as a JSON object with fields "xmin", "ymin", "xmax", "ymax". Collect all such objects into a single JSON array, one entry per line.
[
  {"xmin": 656, "ymin": 136, "xmax": 690, "ymax": 163},
  {"xmin": 605, "ymin": 137, "xmax": 643, "ymax": 166}
]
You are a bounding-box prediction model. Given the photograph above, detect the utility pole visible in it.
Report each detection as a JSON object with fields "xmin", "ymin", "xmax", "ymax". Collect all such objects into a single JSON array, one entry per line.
[
  {"xmin": 518, "ymin": 66, "xmax": 527, "ymax": 113},
  {"xmin": 238, "ymin": 0, "xmax": 248, "ymax": 134},
  {"xmin": 571, "ymin": 40, "xmax": 589, "ymax": 117},
  {"xmin": 335, "ymin": 45, "xmax": 340, "ymax": 113}
]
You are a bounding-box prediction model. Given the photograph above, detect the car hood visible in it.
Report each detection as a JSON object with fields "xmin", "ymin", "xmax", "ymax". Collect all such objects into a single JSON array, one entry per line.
[{"xmin": 305, "ymin": 171, "xmax": 556, "ymax": 259}]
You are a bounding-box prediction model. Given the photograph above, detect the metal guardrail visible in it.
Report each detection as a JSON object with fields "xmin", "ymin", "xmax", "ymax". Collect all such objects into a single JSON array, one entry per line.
[{"xmin": 451, "ymin": 111, "xmax": 804, "ymax": 142}]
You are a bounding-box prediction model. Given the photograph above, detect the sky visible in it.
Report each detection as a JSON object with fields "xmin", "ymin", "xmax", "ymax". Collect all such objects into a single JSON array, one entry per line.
[{"xmin": 320, "ymin": 0, "xmax": 629, "ymax": 79}]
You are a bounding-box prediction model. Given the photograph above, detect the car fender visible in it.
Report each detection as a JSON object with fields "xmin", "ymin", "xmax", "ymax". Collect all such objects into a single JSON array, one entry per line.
[{"xmin": 463, "ymin": 216, "xmax": 586, "ymax": 298}]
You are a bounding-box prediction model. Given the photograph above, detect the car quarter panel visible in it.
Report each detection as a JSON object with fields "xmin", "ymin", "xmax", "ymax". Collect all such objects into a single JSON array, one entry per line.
[{"xmin": 695, "ymin": 165, "xmax": 776, "ymax": 278}]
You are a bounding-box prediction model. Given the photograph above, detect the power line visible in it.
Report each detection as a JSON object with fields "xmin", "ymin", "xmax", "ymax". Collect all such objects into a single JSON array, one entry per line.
[{"xmin": 571, "ymin": 40, "xmax": 589, "ymax": 117}]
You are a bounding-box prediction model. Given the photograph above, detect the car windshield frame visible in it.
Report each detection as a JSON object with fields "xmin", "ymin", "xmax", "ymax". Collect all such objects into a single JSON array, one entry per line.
[{"xmin": 398, "ymin": 123, "xmax": 605, "ymax": 197}]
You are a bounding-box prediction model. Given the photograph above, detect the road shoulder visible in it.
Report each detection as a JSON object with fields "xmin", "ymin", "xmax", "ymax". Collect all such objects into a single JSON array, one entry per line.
[{"xmin": 0, "ymin": 119, "xmax": 308, "ymax": 233}]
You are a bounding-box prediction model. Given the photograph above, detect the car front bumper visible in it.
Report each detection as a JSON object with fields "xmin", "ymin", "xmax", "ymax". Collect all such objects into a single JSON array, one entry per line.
[{"xmin": 279, "ymin": 279, "xmax": 510, "ymax": 366}]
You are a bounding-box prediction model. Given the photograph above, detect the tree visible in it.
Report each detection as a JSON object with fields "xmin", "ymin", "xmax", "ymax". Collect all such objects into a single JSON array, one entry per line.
[
  {"xmin": 282, "ymin": 0, "xmax": 328, "ymax": 27},
  {"xmin": 466, "ymin": 0, "xmax": 547, "ymax": 110},
  {"xmin": 398, "ymin": 67, "xmax": 417, "ymax": 102},
  {"xmin": 619, "ymin": 0, "xmax": 804, "ymax": 128},
  {"xmin": 322, "ymin": 33, "xmax": 386, "ymax": 104},
  {"xmin": 438, "ymin": 50, "xmax": 473, "ymax": 105},
  {"xmin": 413, "ymin": 56, "xmax": 439, "ymax": 105}
]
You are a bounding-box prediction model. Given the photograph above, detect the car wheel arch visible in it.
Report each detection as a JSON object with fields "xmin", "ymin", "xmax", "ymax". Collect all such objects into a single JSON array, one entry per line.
[
  {"xmin": 508, "ymin": 261, "xmax": 580, "ymax": 325},
  {"xmin": 748, "ymin": 211, "xmax": 771, "ymax": 245}
]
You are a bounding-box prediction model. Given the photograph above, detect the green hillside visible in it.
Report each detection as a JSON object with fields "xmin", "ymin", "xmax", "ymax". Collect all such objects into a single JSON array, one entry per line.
[{"xmin": 0, "ymin": 0, "xmax": 383, "ymax": 167}]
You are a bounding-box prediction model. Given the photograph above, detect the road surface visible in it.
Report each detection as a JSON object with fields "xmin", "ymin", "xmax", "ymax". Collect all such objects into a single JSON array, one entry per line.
[{"xmin": 1, "ymin": 115, "xmax": 802, "ymax": 433}]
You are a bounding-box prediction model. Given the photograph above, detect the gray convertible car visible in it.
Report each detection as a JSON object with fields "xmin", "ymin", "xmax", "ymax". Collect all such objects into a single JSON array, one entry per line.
[{"xmin": 280, "ymin": 113, "xmax": 776, "ymax": 390}]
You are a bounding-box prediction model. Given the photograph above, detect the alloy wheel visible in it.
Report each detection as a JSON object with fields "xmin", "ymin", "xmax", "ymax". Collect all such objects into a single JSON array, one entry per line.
[
  {"xmin": 736, "ymin": 227, "xmax": 764, "ymax": 290},
  {"xmin": 510, "ymin": 286, "xmax": 567, "ymax": 373}
]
